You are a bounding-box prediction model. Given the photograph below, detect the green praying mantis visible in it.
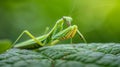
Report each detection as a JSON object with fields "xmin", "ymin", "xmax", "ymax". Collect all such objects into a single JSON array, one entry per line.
[{"xmin": 12, "ymin": 16, "xmax": 87, "ymax": 49}]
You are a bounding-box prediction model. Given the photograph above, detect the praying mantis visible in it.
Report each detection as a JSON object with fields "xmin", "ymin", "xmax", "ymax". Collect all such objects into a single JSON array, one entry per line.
[{"xmin": 12, "ymin": 16, "xmax": 87, "ymax": 49}]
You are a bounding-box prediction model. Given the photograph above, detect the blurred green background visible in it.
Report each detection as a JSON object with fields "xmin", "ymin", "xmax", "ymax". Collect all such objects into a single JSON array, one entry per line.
[{"xmin": 0, "ymin": 0, "xmax": 120, "ymax": 43}]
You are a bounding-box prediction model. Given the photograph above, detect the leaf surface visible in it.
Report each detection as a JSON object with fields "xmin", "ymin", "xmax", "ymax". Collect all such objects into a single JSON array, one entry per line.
[{"xmin": 0, "ymin": 43, "xmax": 120, "ymax": 67}]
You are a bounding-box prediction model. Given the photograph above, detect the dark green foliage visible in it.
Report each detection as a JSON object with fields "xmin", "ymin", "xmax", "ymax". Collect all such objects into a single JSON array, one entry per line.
[{"xmin": 0, "ymin": 43, "xmax": 120, "ymax": 67}]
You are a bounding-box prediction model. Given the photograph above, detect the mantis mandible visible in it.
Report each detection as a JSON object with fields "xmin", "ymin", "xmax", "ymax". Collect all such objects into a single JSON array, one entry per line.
[{"xmin": 12, "ymin": 16, "xmax": 87, "ymax": 49}]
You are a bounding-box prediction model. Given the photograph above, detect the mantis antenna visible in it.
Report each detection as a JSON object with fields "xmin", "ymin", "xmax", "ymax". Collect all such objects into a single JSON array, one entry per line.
[{"xmin": 68, "ymin": 0, "xmax": 87, "ymax": 43}]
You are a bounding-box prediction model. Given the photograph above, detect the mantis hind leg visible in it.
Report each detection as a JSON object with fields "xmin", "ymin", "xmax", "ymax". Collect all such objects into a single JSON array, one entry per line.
[{"xmin": 12, "ymin": 30, "xmax": 44, "ymax": 47}]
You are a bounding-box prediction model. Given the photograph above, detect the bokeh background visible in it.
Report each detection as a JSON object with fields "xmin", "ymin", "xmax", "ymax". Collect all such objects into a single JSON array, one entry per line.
[{"xmin": 0, "ymin": 0, "xmax": 120, "ymax": 43}]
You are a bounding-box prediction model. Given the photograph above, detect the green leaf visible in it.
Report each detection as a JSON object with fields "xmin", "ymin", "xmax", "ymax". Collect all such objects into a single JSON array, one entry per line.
[
  {"xmin": 0, "ymin": 43, "xmax": 120, "ymax": 67},
  {"xmin": 0, "ymin": 40, "xmax": 12, "ymax": 54}
]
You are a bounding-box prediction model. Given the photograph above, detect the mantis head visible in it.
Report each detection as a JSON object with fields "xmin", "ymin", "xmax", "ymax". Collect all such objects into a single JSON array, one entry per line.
[{"xmin": 63, "ymin": 16, "xmax": 73, "ymax": 26}]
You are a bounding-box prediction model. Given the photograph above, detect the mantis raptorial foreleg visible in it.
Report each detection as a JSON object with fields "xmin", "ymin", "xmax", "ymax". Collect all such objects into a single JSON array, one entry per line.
[
  {"xmin": 77, "ymin": 30, "xmax": 87, "ymax": 43},
  {"xmin": 63, "ymin": 16, "xmax": 87, "ymax": 43},
  {"xmin": 12, "ymin": 30, "xmax": 44, "ymax": 47},
  {"xmin": 63, "ymin": 16, "xmax": 73, "ymax": 43}
]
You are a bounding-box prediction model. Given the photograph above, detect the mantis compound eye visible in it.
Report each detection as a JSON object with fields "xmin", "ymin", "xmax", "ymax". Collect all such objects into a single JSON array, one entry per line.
[{"xmin": 63, "ymin": 16, "xmax": 72, "ymax": 26}]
